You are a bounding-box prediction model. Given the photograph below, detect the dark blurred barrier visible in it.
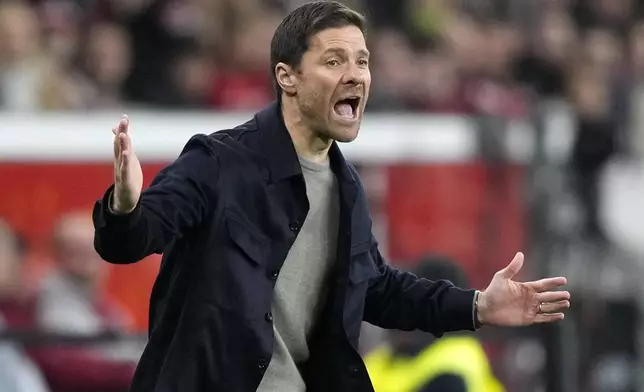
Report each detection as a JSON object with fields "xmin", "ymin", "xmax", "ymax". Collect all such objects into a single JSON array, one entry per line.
[
  {"xmin": 473, "ymin": 105, "xmax": 542, "ymax": 391},
  {"xmin": 526, "ymin": 99, "xmax": 644, "ymax": 392},
  {"xmin": 473, "ymin": 96, "xmax": 575, "ymax": 392},
  {"xmin": 530, "ymin": 99, "xmax": 567, "ymax": 392}
]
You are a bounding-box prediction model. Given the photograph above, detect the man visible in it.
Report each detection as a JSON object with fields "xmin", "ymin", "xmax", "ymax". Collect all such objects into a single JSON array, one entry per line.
[
  {"xmin": 33, "ymin": 212, "xmax": 137, "ymax": 392},
  {"xmin": 0, "ymin": 219, "xmax": 51, "ymax": 392},
  {"xmin": 365, "ymin": 255, "xmax": 504, "ymax": 392},
  {"xmin": 92, "ymin": 2, "xmax": 570, "ymax": 391}
]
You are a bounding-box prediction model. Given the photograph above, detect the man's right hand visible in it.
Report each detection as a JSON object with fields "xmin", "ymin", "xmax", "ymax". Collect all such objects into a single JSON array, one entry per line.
[{"xmin": 111, "ymin": 115, "xmax": 143, "ymax": 214}]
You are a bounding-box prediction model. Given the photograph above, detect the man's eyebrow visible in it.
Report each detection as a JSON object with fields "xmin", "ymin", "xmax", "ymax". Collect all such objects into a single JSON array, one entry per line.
[
  {"xmin": 322, "ymin": 48, "xmax": 370, "ymax": 57},
  {"xmin": 357, "ymin": 49, "xmax": 370, "ymax": 57},
  {"xmin": 322, "ymin": 48, "xmax": 345, "ymax": 56}
]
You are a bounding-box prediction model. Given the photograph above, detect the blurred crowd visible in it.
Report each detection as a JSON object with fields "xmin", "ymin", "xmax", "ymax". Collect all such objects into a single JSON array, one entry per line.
[
  {"xmin": 0, "ymin": 0, "xmax": 639, "ymax": 120},
  {"xmin": 0, "ymin": 214, "xmax": 141, "ymax": 392}
]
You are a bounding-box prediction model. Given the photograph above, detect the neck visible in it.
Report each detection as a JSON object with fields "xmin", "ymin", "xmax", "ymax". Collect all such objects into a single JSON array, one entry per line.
[{"xmin": 281, "ymin": 99, "xmax": 332, "ymax": 163}]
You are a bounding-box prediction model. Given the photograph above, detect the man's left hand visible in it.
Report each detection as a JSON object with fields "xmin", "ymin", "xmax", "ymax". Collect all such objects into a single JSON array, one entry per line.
[{"xmin": 477, "ymin": 252, "xmax": 570, "ymax": 326}]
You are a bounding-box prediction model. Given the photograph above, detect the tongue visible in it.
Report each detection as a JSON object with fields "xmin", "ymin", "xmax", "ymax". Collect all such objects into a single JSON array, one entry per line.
[{"xmin": 334, "ymin": 102, "xmax": 354, "ymax": 118}]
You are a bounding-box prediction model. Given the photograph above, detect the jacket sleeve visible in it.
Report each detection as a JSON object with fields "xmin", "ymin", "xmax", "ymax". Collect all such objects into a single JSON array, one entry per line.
[
  {"xmin": 362, "ymin": 235, "xmax": 478, "ymax": 336},
  {"xmin": 93, "ymin": 134, "xmax": 220, "ymax": 264}
]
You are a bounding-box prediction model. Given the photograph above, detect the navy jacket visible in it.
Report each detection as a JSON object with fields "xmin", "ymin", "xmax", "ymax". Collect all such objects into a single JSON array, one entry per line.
[{"xmin": 92, "ymin": 102, "xmax": 478, "ymax": 392}]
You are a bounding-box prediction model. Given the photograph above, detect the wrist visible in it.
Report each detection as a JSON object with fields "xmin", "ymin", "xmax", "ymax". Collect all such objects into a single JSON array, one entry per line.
[
  {"xmin": 475, "ymin": 290, "xmax": 489, "ymax": 326},
  {"xmin": 110, "ymin": 192, "xmax": 135, "ymax": 215}
]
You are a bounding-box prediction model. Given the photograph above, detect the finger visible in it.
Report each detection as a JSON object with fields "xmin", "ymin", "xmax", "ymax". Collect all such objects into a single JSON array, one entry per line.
[
  {"xmin": 539, "ymin": 300, "xmax": 570, "ymax": 314},
  {"xmin": 119, "ymin": 131, "xmax": 132, "ymax": 154},
  {"xmin": 527, "ymin": 277, "xmax": 567, "ymax": 292},
  {"xmin": 116, "ymin": 115, "xmax": 129, "ymax": 135},
  {"xmin": 118, "ymin": 133, "xmax": 131, "ymax": 174},
  {"xmin": 535, "ymin": 290, "xmax": 570, "ymax": 303},
  {"xmin": 112, "ymin": 115, "xmax": 128, "ymax": 158},
  {"xmin": 497, "ymin": 252, "xmax": 524, "ymax": 279},
  {"xmin": 113, "ymin": 127, "xmax": 122, "ymax": 159},
  {"xmin": 535, "ymin": 313, "xmax": 565, "ymax": 323}
]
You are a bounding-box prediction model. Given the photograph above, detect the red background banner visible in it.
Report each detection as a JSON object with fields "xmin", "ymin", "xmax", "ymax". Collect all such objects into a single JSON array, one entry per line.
[{"xmin": 0, "ymin": 162, "xmax": 525, "ymax": 330}]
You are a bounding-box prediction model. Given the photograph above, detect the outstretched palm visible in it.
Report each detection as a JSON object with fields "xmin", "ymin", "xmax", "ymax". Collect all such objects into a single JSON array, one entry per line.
[
  {"xmin": 112, "ymin": 115, "xmax": 143, "ymax": 214},
  {"xmin": 478, "ymin": 253, "xmax": 570, "ymax": 326}
]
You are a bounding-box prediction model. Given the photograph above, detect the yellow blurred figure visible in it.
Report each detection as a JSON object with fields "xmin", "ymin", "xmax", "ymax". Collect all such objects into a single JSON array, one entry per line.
[{"xmin": 364, "ymin": 256, "xmax": 505, "ymax": 392}]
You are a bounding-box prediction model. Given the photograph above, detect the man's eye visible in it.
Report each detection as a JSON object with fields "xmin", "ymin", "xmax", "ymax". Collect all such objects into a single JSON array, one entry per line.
[
  {"xmin": 358, "ymin": 59, "xmax": 369, "ymax": 66},
  {"xmin": 327, "ymin": 59, "xmax": 340, "ymax": 66}
]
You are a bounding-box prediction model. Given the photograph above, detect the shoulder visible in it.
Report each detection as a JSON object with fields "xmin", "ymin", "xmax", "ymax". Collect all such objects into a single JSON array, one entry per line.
[
  {"xmin": 175, "ymin": 118, "xmax": 264, "ymax": 171},
  {"xmin": 207, "ymin": 117, "xmax": 262, "ymax": 152}
]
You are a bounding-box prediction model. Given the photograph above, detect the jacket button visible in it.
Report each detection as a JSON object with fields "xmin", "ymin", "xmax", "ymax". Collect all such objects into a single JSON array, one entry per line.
[
  {"xmin": 270, "ymin": 271, "xmax": 279, "ymax": 280},
  {"xmin": 258, "ymin": 361, "xmax": 267, "ymax": 370},
  {"xmin": 265, "ymin": 312, "xmax": 273, "ymax": 322},
  {"xmin": 289, "ymin": 223, "xmax": 299, "ymax": 232},
  {"xmin": 349, "ymin": 365, "xmax": 360, "ymax": 373}
]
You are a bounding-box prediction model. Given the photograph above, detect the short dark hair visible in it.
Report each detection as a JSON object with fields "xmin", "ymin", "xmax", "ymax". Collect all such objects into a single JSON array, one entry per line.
[{"xmin": 270, "ymin": 1, "xmax": 367, "ymax": 100}]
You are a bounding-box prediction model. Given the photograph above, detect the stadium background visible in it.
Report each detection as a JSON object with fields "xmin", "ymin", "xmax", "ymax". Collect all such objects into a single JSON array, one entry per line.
[{"xmin": 1, "ymin": 0, "xmax": 644, "ymax": 391}]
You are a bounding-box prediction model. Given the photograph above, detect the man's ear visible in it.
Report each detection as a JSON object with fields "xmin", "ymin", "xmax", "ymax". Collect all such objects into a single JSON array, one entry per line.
[{"xmin": 275, "ymin": 62, "xmax": 297, "ymax": 95}]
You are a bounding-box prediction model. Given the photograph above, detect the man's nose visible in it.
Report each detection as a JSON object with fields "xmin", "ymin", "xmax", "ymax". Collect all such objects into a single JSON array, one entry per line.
[{"xmin": 342, "ymin": 64, "xmax": 365, "ymax": 85}]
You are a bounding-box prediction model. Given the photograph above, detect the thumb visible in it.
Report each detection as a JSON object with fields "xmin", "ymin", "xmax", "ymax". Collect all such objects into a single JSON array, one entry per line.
[{"xmin": 497, "ymin": 252, "xmax": 524, "ymax": 280}]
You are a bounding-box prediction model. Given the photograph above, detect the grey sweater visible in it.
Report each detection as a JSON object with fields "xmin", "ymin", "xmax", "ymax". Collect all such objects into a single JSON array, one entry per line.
[{"xmin": 256, "ymin": 157, "xmax": 340, "ymax": 392}]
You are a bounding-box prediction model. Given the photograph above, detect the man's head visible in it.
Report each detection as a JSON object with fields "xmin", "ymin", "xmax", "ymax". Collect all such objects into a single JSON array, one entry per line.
[
  {"xmin": 51, "ymin": 212, "xmax": 105, "ymax": 285},
  {"xmin": 271, "ymin": 1, "xmax": 370, "ymax": 143}
]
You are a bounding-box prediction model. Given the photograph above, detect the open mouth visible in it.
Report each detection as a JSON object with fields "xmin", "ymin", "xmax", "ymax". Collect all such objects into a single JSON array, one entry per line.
[{"xmin": 333, "ymin": 96, "xmax": 360, "ymax": 119}]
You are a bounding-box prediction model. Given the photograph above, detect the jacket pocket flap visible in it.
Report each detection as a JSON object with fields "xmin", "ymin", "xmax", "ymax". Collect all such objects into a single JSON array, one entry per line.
[{"xmin": 225, "ymin": 213, "xmax": 268, "ymax": 265}]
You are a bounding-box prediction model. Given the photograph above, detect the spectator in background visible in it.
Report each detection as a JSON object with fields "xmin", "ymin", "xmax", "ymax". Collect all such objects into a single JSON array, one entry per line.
[
  {"xmin": 569, "ymin": 29, "xmax": 623, "ymax": 244},
  {"xmin": 0, "ymin": 1, "xmax": 68, "ymax": 110},
  {"xmin": 209, "ymin": 9, "xmax": 281, "ymax": 109},
  {"xmin": 114, "ymin": 0, "xmax": 211, "ymax": 107},
  {"xmin": 366, "ymin": 29, "xmax": 417, "ymax": 111},
  {"xmin": 37, "ymin": 212, "xmax": 132, "ymax": 335},
  {"xmin": 573, "ymin": 0, "xmax": 636, "ymax": 38},
  {"xmin": 77, "ymin": 22, "xmax": 132, "ymax": 109},
  {"xmin": 0, "ymin": 220, "xmax": 32, "ymax": 322},
  {"xmin": 0, "ymin": 219, "xmax": 51, "ymax": 392},
  {"xmin": 31, "ymin": 212, "xmax": 136, "ymax": 392},
  {"xmin": 514, "ymin": 6, "xmax": 577, "ymax": 98},
  {"xmin": 411, "ymin": 39, "xmax": 471, "ymax": 113},
  {"xmin": 364, "ymin": 255, "xmax": 504, "ymax": 392},
  {"xmin": 167, "ymin": 45, "xmax": 214, "ymax": 109},
  {"xmin": 628, "ymin": 21, "xmax": 644, "ymax": 158}
]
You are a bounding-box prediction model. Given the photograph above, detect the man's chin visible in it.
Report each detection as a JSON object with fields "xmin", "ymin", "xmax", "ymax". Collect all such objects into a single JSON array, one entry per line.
[{"xmin": 328, "ymin": 124, "xmax": 361, "ymax": 143}]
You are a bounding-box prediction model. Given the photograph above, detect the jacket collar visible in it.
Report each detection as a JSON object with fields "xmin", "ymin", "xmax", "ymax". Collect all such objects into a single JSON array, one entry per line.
[{"xmin": 254, "ymin": 101, "xmax": 357, "ymax": 186}]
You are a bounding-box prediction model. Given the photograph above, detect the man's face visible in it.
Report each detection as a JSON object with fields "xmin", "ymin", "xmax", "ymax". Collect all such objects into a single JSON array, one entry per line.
[
  {"xmin": 54, "ymin": 217, "xmax": 105, "ymax": 284},
  {"xmin": 292, "ymin": 25, "xmax": 371, "ymax": 142}
]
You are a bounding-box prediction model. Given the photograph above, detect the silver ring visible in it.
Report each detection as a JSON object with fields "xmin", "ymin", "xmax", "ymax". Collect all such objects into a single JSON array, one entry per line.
[{"xmin": 538, "ymin": 303, "xmax": 543, "ymax": 314}]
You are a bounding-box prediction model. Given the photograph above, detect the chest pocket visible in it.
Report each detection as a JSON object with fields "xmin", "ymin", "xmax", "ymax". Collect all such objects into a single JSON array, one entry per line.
[
  {"xmin": 226, "ymin": 212, "xmax": 268, "ymax": 266},
  {"xmin": 201, "ymin": 212, "xmax": 271, "ymax": 319}
]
